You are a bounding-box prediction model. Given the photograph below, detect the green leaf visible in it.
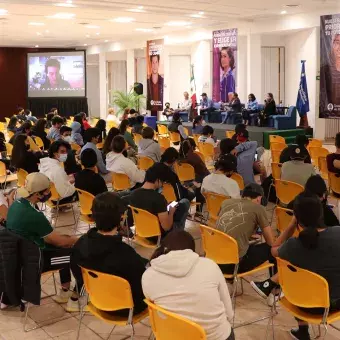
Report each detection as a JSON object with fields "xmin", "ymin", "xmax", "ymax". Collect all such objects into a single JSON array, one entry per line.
[{"xmin": 111, "ymin": 89, "xmax": 146, "ymax": 116}]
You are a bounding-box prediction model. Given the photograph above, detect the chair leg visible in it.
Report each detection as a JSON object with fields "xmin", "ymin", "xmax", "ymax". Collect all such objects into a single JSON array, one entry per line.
[
  {"xmin": 130, "ymin": 324, "xmax": 135, "ymax": 340},
  {"xmin": 106, "ymin": 326, "xmax": 116, "ymax": 340},
  {"xmin": 52, "ymin": 273, "xmax": 57, "ymax": 296}
]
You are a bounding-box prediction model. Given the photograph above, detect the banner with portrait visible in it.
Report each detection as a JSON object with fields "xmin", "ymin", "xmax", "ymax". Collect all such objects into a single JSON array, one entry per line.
[
  {"xmin": 212, "ymin": 28, "xmax": 237, "ymax": 103},
  {"xmin": 320, "ymin": 14, "xmax": 340, "ymax": 118},
  {"xmin": 146, "ymin": 39, "xmax": 164, "ymax": 112}
]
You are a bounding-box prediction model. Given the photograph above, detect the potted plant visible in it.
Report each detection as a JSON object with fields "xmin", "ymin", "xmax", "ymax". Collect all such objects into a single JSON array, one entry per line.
[{"xmin": 111, "ymin": 89, "xmax": 146, "ymax": 117}]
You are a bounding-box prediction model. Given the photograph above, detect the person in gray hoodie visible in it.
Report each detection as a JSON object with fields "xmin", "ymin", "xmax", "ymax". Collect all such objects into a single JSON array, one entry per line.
[
  {"xmin": 70, "ymin": 121, "xmax": 84, "ymax": 146},
  {"xmin": 138, "ymin": 127, "xmax": 161, "ymax": 162}
]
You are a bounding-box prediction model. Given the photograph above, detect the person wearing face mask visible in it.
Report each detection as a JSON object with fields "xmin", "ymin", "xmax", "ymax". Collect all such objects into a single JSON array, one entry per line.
[
  {"xmin": 5, "ymin": 173, "xmax": 83, "ymax": 312},
  {"xmin": 60, "ymin": 126, "xmax": 73, "ymax": 144},
  {"xmin": 39, "ymin": 141, "xmax": 77, "ymax": 205},
  {"xmin": 163, "ymin": 102, "xmax": 174, "ymax": 120},
  {"xmin": 11, "ymin": 134, "xmax": 40, "ymax": 173}
]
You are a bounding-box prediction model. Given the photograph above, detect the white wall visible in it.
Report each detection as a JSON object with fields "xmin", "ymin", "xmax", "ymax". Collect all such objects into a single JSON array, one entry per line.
[{"xmin": 86, "ymin": 64, "xmax": 100, "ymax": 117}]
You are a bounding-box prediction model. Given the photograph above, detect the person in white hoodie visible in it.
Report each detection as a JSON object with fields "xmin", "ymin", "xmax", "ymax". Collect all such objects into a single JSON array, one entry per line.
[
  {"xmin": 142, "ymin": 230, "xmax": 235, "ymax": 340},
  {"xmin": 138, "ymin": 127, "xmax": 161, "ymax": 162},
  {"xmin": 40, "ymin": 140, "xmax": 77, "ymax": 204},
  {"xmin": 106, "ymin": 135, "xmax": 145, "ymax": 189}
]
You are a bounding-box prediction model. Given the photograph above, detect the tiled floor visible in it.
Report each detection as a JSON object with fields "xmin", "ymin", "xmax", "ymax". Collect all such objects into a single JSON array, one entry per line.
[{"xmin": 1, "ymin": 148, "xmax": 340, "ymax": 340}]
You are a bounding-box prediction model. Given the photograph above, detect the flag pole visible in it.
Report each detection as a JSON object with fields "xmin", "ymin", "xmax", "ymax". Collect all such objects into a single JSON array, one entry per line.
[{"xmin": 297, "ymin": 60, "xmax": 310, "ymax": 128}]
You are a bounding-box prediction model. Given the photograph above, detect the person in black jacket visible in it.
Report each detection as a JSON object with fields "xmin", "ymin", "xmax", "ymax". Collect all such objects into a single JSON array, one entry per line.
[
  {"xmin": 280, "ymin": 135, "xmax": 312, "ymax": 164},
  {"xmin": 72, "ymin": 192, "xmax": 147, "ymax": 316},
  {"xmin": 222, "ymin": 92, "xmax": 242, "ymax": 124},
  {"xmin": 260, "ymin": 93, "xmax": 276, "ymax": 127},
  {"xmin": 32, "ymin": 118, "xmax": 51, "ymax": 150}
]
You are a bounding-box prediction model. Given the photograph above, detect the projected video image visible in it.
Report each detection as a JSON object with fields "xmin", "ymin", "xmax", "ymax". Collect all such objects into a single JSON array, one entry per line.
[{"xmin": 28, "ymin": 52, "xmax": 86, "ymax": 98}]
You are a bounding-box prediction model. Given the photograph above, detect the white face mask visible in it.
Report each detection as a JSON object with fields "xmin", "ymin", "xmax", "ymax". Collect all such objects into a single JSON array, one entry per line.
[
  {"xmin": 63, "ymin": 136, "xmax": 72, "ymax": 143},
  {"xmin": 58, "ymin": 153, "xmax": 68, "ymax": 163}
]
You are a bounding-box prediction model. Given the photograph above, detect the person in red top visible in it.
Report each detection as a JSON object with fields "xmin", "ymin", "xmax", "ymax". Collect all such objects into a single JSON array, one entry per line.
[
  {"xmin": 79, "ymin": 112, "xmax": 91, "ymax": 130},
  {"xmin": 327, "ymin": 132, "xmax": 340, "ymax": 174}
]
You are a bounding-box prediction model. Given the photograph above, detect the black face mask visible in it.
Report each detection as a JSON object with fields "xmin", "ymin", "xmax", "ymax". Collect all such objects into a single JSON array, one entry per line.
[{"xmin": 39, "ymin": 192, "xmax": 51, "ymax": 203}]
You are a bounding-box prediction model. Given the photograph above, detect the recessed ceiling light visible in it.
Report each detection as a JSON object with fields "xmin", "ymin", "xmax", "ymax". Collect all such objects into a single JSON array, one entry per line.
[
  {"xmin": 198, "ymin": 11, "xmax": 204, "ymax": 15},
  {"xmin": 36, "ymin": 32, "xmax": 42, "ymax": 36},
  {"xmin": 104, "ymin": 39, "xmax": 109, "ymax": 42},
  {"xmin": 128, "ymin": 7, "xmax": 146, "ymax": 13},
  {"xmin": 47, "ymin": 12, "xmax": 75, "ymax": 19},
  {"xmin": 135, "ymin": 28, "xmax": 153, "ymax": 32},
  {"xmin": 35, "ymin": 45, "xmax": 39, "ymax": 48},
  {"xmin": 85, "ymin": 24, "xmax": 100, "ymax": 29},
  {"xmin": 0, "ymin": 9, "xmax": 8, "ymax": 16},
  {"xmin": 29, "ymin": 22, "xmax": 45, "ymax": 26},
  {"xmin": 111, "ymin": 17, "xmax": 135, "ymax": 23},
  {"xmin": 166, "ymin": 21, "xmax": 191, "ymax": 26},
  {"xmin": 54, "ymin": 2, "xmax": 77, "ymax": 8},
  {"xmin": 45, "ymin": 29, "xmax": 49, "ymax": 33},
  {"xmin": 190, "ymin": 13, "xmax": 205, "ymax": 18},
  {"xmin": 281, "ymin": 10, "xmax": 287, "ymax": 14},
  {"xmin": 84, "ymin": 43, "xmax": 87, "ymax": 46},
  {"xmin": 85, "ymin": 34, "xmax": 90, "ymax": 37},
  {"xmin": 96, "ymin": 32, "xmax": 100, "ymax": 35}
]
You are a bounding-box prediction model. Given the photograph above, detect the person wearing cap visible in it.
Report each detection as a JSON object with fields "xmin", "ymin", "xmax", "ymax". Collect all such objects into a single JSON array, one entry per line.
[
  {"xmin": 251, "ymin": 191, "xmax": 340, "ymax": 340},
  {"xmin": 281, "ymin": 145, "xmax": 316, "ymax": 187},
  {"xmin": 163, "ymin": 102, "xmax": 174, "ymax": 120},
  {"xmin": 201, "ymin": 154, "xmax": 240, "ymax": 198},
  {"xmin": 216, "ymin": 183, "xmax": 275, "ymax": 278},
  {"xmin": 280, "ymin": 135, "xmax": 311, "ymax": 164},
  {"xmin": 199, "ymin": 93, "xmax": 214, "ymax": 123},
  {"xmin": 6, "ymin": 173, "xmax": 82, "ymax": 312}
]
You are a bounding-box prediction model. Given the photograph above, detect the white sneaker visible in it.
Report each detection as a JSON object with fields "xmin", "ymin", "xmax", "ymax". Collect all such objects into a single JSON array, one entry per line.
[
  {"xmin": 65, "ymin": 296, "xmax": 89, "ymax": 313},
  {"xmin": 53, "ymin": 289, "xmax": 73, "ymax": 303}
]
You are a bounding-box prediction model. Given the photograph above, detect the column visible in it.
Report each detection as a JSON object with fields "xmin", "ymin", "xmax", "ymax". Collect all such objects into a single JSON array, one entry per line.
[
  {"xmin": 247, "ymin": 33, "xmax": 262, "ymax": 102},
  {"xmin": 126, "ymin": 49, "xmax": 136, "ymax": 93},
  {"xmin": 98, "ymin": 52, "xmax": 107, "ymax": 119}
]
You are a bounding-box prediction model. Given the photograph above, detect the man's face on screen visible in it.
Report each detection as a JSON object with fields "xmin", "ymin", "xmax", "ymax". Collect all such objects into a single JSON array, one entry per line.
[
  {"xmin": 47, "ymin": 66, "xmax": 60, "ymax": 87},
  {"xmin": 151, "ymin": 56, "xmax": 159, "ymax": 75},
  {"xmin": 333, "ymin": 35, "xmax": 340, "ymax": 59}
]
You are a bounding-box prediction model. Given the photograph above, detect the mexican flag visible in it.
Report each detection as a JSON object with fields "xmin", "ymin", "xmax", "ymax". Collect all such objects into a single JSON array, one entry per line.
[{"xmin": 190, "ymin": 64, "xmax": 197, "ymax": 108}]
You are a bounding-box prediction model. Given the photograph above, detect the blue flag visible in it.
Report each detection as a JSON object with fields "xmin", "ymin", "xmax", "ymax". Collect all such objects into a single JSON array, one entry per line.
[{"xmin": 296, "ymin": 60, "xmax": 310, "ymax": 117}]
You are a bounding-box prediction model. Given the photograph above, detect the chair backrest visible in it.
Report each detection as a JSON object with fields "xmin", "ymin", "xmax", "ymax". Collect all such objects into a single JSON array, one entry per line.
[
  {"xmin": 49, "ymin": 182, "xmax": 61, "ymax": 202},
  {"xmin": 202, "ymin": 192, "xmax": 230, "ymax": 223},
  {"xmin": 269, "ymin": 135, "xmax": 285, "ymax": 144},
  {"xmin": 112, "ymin": 173, "xmax": 130, "ymax": 191},
  {"xmin": 7, "ymin": 131, "xmax": 15, "ymax": 140},
  {"xmin": 34, "ymin": 136, "xmax": 44, "ymax": 149},
  {"xmin": 275, "ymin": 207, "xmax": 299, "ymax": 237},
  {"xmin": 129, "ymin": 205, "xmax": 162, "ymax": 238},
  {"xmin": 318, "ymin": 157, "xmax": 329, "ymax": 180},
  {"xmin": 145, "ymin": 299, "xmax": 206, "ymax": 340},
  {"xmin": 76, "ymin": 188, "xmax": 95, "ymax": 216},
  {"xmin": 193, "ymin": 134, "xmax": 200, "ymax": 145},
  {"xmin": 71, "ymin": 143, "xmax": 81, "ymax": 152},
  {"xmin": 169, "ymin": 131, "xmax": 181, "ymax": 143},
  {"xmin": 271, "ymin": 162, "xmax": 282, "ymax": 180},
  {"xmin": 230, "ymin": 173, "xmax": 244, "ymax": 190},
  {"xmin": 0, "ymin": 161, "xmax": 6, "ymax": 177},
  {"xmin": 286, "ymin": 106, "xmax": 297, "ymax": 119},
  {"xmin": 309, "ymin": 147, "xmax": 329, "ymax": 166},
  {"xmin": 5, "ymin": 142, "xmax": 13, "ymax": 157},
  {"xmin": 198, "ymin": 142, "xmax": 214, "ymax": 159},
  {"xmin": 275, "ymin": 180, "xmax": 304, "ymax": 205},
  {"xmin": 107, "ymin": 121, "xmax": 117, "ymax": 129},
  {"xmin": 174, "ymin": 162, "xmax": 195, "ymax": 182},
  {"xmin": 183, "ymin": 127, "xmax": 189, "ymax": 137},
  {"xmin": 226, "ymin": 131, "xmax": 235, "ymax": 139},
  {"xmin": 96, "ymin": 142, "xmax": 104, "ymax": 150},
  {"xmin": 277, "ymin": 258, "xmax": 329, "ymax": 309},
  {"xmin": 200, "ymin": 225, "xmax": 239, "ymax": 264},
  {"xmin": 270, "ymin": 142, "xmax": 287, "ymax": 152},
  {"xmin": 137, "ymin": 156, "xmax": 154, "ymax": 171},
  {"xmin": 329, "ymin": 172, "xmax": 340, "ymax": 195},
  {"xmin": 157, "ymin": 124, "xmax": 168, "ymax": 136},
  {"xmin": 162, "ymin": 183, "xmax": 177, "ymax": 203},
  {"xmin": 307, "ymin": 138, "xmax": 323, "ymax": 150},
  {"xmin": 158, "ymin": 136, "xmax": 171, "ymax": 149},
  {"xmin": 81, "ymin": 267, "xmax": 134, "ymax": 311},
  {"xmin": 271, "ymin": 149, "xmax": 282, "ymax": 163},
  {"xmin": 27, "ymin": 136, "xmax": 40, "ymax": 152},
  {"xmin": 0, "ymin": 122, "xmax": 5, "ymax": 132},
  {"xmin": 134, "ymin": 133, "xmax": 143, "ymax": 145},
  {"xmin": 4, "ymin": 117, "xmax": 10, "ymax": 125},
  {"xmin": 17, "ymin": 168, "xmax": 29, "ymax": 187}
]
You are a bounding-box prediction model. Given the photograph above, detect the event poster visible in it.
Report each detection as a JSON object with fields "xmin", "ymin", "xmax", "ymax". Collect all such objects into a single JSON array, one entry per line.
[
  {"xmin": 212, "ymin": 28, "xmax": 237, "ymax": 103},
  {"xmin": 320, "ymin": 14, "xmax": 340, "ymax": 118},
  {"xmin": 146, "ymin": 39, "xmax": 164, "ymax": 112}
]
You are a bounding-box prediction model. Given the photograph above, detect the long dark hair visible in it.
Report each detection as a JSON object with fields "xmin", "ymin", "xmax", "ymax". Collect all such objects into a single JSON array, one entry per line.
[
  {"xmin": 193, "ymin": 115, "xmax": 203, "ymax": 129},
  {"xmin": 119, "ymin": 119, "xmax": 129, "ymax": 135},
  {"xmin": 34, "ymin": 118, "xmax": 47, "ymax": 136},
  {"xmin": 95, "ymin": 119, "xmax": 107, "ymax": 140},
  {"xmin": 151, "ymin": 230, "xmax": 195, "ymax": 261},
  {"xmin": 180, "ymin": 139, "xmax": 195, "ymax": 159},
  {"xmin": 248, "ymin": 93, "xmax": 256, "ymax": 102},
  {"xmin": 8, "ymin": 116, "xmax": 18, "ymax": 130},
  {"xmin": 220, "ymin": 47, "xmax": 235, "ymax": 71},
  {"xmin": 102, "ymin": 127, "xmax": 119, "ymax": 155},
  {"xmin": 11, "ymin": 134, "xmax": 29, "ymax": 169}
]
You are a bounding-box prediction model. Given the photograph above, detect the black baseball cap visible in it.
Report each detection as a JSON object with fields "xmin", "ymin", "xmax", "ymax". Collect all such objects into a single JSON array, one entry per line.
[
  {"xmin": 201, "ymin": 93, "xmax": 207, "ymax": 97},
  {"xmin": 291, "ymin": 146, "xmax": 308, "ymax": 160}
]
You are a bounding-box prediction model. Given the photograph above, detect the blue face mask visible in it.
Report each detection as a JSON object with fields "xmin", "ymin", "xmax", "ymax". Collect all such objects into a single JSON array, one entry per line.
[{"xmin": 158, "ymin": 187, "xmax": 163, "ymax": 194}]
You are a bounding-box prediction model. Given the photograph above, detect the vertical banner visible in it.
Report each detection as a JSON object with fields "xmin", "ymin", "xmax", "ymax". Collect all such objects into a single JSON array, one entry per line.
[
  {"xmin": 146, "ymin": 39, "xmax": 164, "ymax": 112},
  {"xmin": 320, "ymin": 14, "xmax": 340, "ymax": 118},
  {"xmin": 212, "ymin": 28, "xmax": 237, "ymax": 103}
]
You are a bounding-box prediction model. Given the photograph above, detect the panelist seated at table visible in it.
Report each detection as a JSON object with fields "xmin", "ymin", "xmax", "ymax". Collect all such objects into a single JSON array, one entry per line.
[
  {"xmin": 175, "ymin": 91, "xmax": 192, "ymax": 121},
  {"xmin": 221, "ymin": 92, "xmax": 242, "ymax": 124},
  {"xmin": 242, "ymin": 93, "xmax": 259, "ymax": 126},
  {"xmin": 199, "ymin": 93, "xmax": 215, "ymax": 122}
]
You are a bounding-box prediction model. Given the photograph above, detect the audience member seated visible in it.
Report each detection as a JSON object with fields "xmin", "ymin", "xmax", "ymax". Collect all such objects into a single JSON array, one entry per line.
[
  {"xmin": 287, "ymin": 175, "xmax": 339, "ymax": 227},
  {"xmin": 102, "ymin": 127, "xmax": 120, "ymax": 156},
  {"xmin": 281, "ymin": 146, "xmax": 316, "ymax": 187},
  {"xmin": 32, "ymin": 118, "xmax": 50, "ymax": 150},
  {"xmin": 72, "ymin": 192, "xmax": 147, "ymax": 316},
  {"xmin": 192, "ymin": 115, "xmax": 204, "ymax": 135},
  {"xmin": 9, "ymin": 121, "xmax": 32, "ymax": 145},
  {"xmin": 327, "ymin": 132, "xmax": 340, "ymax": 174},
  {"xmin": 126, "ymin": 164, "xmax": 190, "ymax": 237},
  {"xmin": 130, "ymin": 115, "xmax": 144, "ymax": 135},
  {"xmin": 280, "ymin": 135, "xmax": 311, "ymax": 164},
  {"xmin": 40, "ymin": 141, "xmax": 77, "ymax": 204},
  {"xmin": 221, "ymin": 92, "xmax": 242, "ymax": 124},
  {"xmin": 11, "ymin": 134, "xmax": 40, "ymax": 173},
  {"xmin": 75, "ymin": 148, "xmax": 108, "ymax": 197},
  {"xmin": 201, "ymin": 154, "xmax": 240, "ymax": 198},
  {"xmin": 81, "ymin": 128, "xmax": 109, "ymax": 178},
  {"xmin": 254, "ymin": 192, "xmax": 340, "ymax": 340},
  {"xmin": 107, "ymin": 107, "xmax": 119, "ymax": 124},
  {"xmin": 199, "ymin": 92, "xmax": 214, "ymax": 123},
  {"xmin": 260, "ymin": 93, "xmax": 276, "ymax": 127},
  {"xmin": 142, "ymin": 230, "xmax": 235, "ymax": 340},
  {"xmin": 73, "ymin": 114, "xmax": 86, "ymax": 137},
  {"xmin": 47, "ymin": 116, "xmax": 64, "ymax": 141},
  {"xmin": 17, "ymin": 109, "xmax": 38, "ymax": 124},
  {"xmin": 163, "ymin": 102, "xmax": 174, "ymax": 120},
  {"xmin": 119, "ymin": 119, "xmax": 137, "ymax": 151},
  {"xmin": 138, "ymin": 127, "xmax": 161, "ymax": 162},
  {"xmin": 80, "ymin": 112, "xmax": 91, "ymax": 130},
  {"xmin": 60, "ymin": 126, "xmax": 72, "ymax": 143},
  {"xmin": 70, "ymin": 121, "xmax": 84, "ymax": 146},
  {"xmin": 120, "ymin": 108, "xmax": 130, "ymax": 122},
  {"xmin": 242, "ymin": 93, "xmax": 259, "ymax": 126},
  {"xmin": 198, "ymin": 125, "xmax": 216, "ymax": 146},
  {"xmin": 7, "ymin": 116, "xmax": 19, "ymax": 134},
  {"xmin": 176, "ymin": 91, "xmax": 192, "ymax": 121},
  {"xmin": 95, "ymin": 119, "xmax": 107, "ymax": 143},
  {"xmin": 6, "ymin": 173, "xmax": 82, "ymax": 312},
  {"xmin": 15, "ymin": 107, "xmax": 25, "ymax": 122},
  {"xmin": 106, "ymin": 135, "xmax": 145, "ymax": 189},
  {"xmin": 45, "ymin": 112, "xmax": 54, "ymax": 129},
  {"xmin": 168, "ymin": 112, "xmax": 188, "ymax": 141}
]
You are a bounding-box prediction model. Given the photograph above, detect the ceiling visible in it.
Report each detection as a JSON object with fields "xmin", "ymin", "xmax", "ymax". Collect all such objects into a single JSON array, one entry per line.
[{"xmin": 0, "ymin": 0, "xmax": 337, "ymax": 48}]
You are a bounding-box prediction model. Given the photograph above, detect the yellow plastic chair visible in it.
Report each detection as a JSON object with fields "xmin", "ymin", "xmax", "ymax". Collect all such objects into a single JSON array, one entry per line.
[
  {"xmin": 183, "ymin": 127, "xmax": 189, "ymax": 137},
  {"xmin": 77, "ymin": 268, "xmax": 148, "ymax": 340},
  {"xmin": 277, "ymin": 257, "xmax": 340, "ymax": 337},
  {"xmin": 309, "ymin": 147, "xmax": 329, "ymax": 167},
  {"xmin": 226, "ymin": 131, "xmax": 235, "ymax": 139},
  {"xmin": 133, "ymin": 133, "xmax": 143, "ymax": 145},
  {"xmin": 145, "ymin": 299, "xmax": 206, "ymax": 340},
  {"xmin": 271, "ymin": 150, "xmax": 282, "ymax": 164},
  {"xmin": 0, "ymin": 122, "xmax": 5, "ymax": 132},
  {"xmin": 200, "ymin": 225, "xmax": 275, "ymax": 328},
  {"xmin": 70, "ymin": 143, "xmax": 81, "ymax": 152},
  {"xmin": 4, "ymin": 117, "xmax": 10, "ymax": 125},
  {"xmin": 157, "ymin": 124, "xmax": 168, "ymax": 136},
  {"xmin": 198, "ymin": 142, "xmax": 214, "ymax": 161},
  {"xmin": 44, "ymin": 128, "xmax": 49, "ymax": 134},
  {"xmin": 230, "ymin": 173, "xmax": 244, "ymax": 190},
  {"xmin": 162, "ymin": 183, "xmax": 177, "ymax": 203},
  {"xmin": 307, "ymin": 138, "xmax": 323, "ymax": 151},
  {"xmin": 169, "ymin": 131, "xmax": 181, "ymax": 144},
  {"xmin": 7, "ymin": 130, "xmax": 14, "ymax": 141},
  {"xmin": 271, "ymin": 162, "xmax": 282, "ymax": 180},
  {"xmin": 112, "ymin": 173, "xmax": 130, "ymax": 191},
  {"xmin": 17, "ymin": 168, "xmax": 29, "ymax": 188},
  {"xmin": 34, "ymin": 136, "xmax": 44, "ymax": 150},
  {"xmin": 0, "ymin": 161, "xmax": 17, "ymax": 188},
  {"xmin": 318, "ymin": 157, "xmax": 329, "ymax": 181},
  {"xmin": 275, "ymin": 207, "xmax": 299, "ymax": 237},
  {"xmin": 27, "ymin": 136, "xmax": 40, "ymax": 152},
  {"xmin": 158, "ymin": 136, "xmax": 171, "ymax": 150},
  {"xmin": 328, "ymin": 172, "xmax": 340, "ymax": 219},
  {"xmin": 269, "ymin": 135, "xmax": 285, "ymax": 145},
  {"xmin": 96, "ymin": 142, "xmax": 104, "ymax": 150},
  {"xmin": 193, "ymin": 134, "xmax": 200, "ymax": 145},
  {"xmin": 137, "ymin": 156, "xmax": 154, "ymax": 171},
  {"xmin": 107, "ymin": 121, "xmax": 117, "ymax": 129},
  {"xmin": 202, "ymin": 192, "xmax": 230, "ymax": 224},
  {"xmin": 5, "ymin": 142, "xmax": 13, "ymax": 157},
  {"xmin": 270, "ymin": 142, "xmax": 287, "ymax": 152},
  {"xmin": 275, "ymin": 179, "xmax": 304, "ymax": 205},
  {"xmin": 174, "ymin": 162, "xmax": 195, "ymax": 182},
  {"xmin": 129, "ymin": 205, "xmax": 162, "ymax": 248},
  {"xmin": 75, "ymin": 188, "xmax": 95, "ymax": 232}
]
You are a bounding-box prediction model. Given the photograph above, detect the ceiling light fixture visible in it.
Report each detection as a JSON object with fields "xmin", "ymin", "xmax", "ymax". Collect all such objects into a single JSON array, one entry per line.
[
  {"xmin": 104, "ymin": 39, "xmax": 109, "ymax": 42},
  {"xmin": 54, "ymin": 2, "xmax": 77, "ymax": 7},
  {"xmin": 85, "ymin": 34, "xmax": 90, "ymax": 37},
  {"xmin": 128, "ymin": 6, "xmax": 146, "ymax": 13},
  {"xmin": 0, "ymin": 9, "xmax": 8, "ymax": 16},
  {"xmin": 280, "ymin": 10, "xmax": 287, "ymax": 14},
  {"xmin": 29, "ymin": 22, "xmax": 45, "ymax": 26},
  {"xmin": 47, "ymin": 12, "xmax": 75, "ymax": 19},
  {"xmin": 45, "ymin": 30, "xmax": 50, "ymax": 33},
  {"xmin": 111, "ymin": 17, "xmax": 135, "ymax": 23},
  {"xmin": 84, "ymin": 43, "xmax": 87, "ymax": 46},
  {"xmin": 35, "ymin": 45, "xmax": 39, "ymax": 48},
  {"xmin": 135, "ymin": 28, "xmax": 153, "ymax": 32},
  {"xmin": 96, "ymin": 32, "xmax": 100, "ymax": 35},
  {"xmin": 166, "ymin": 21, "xmax": 191, "ymax": 26},
  {"xmin": 36, "ymin": 32, "xmax": 42, "ymax": 36},
  {"xmin": 85, "ymin": 24, "xmax": 100, "ymax": 29}
]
